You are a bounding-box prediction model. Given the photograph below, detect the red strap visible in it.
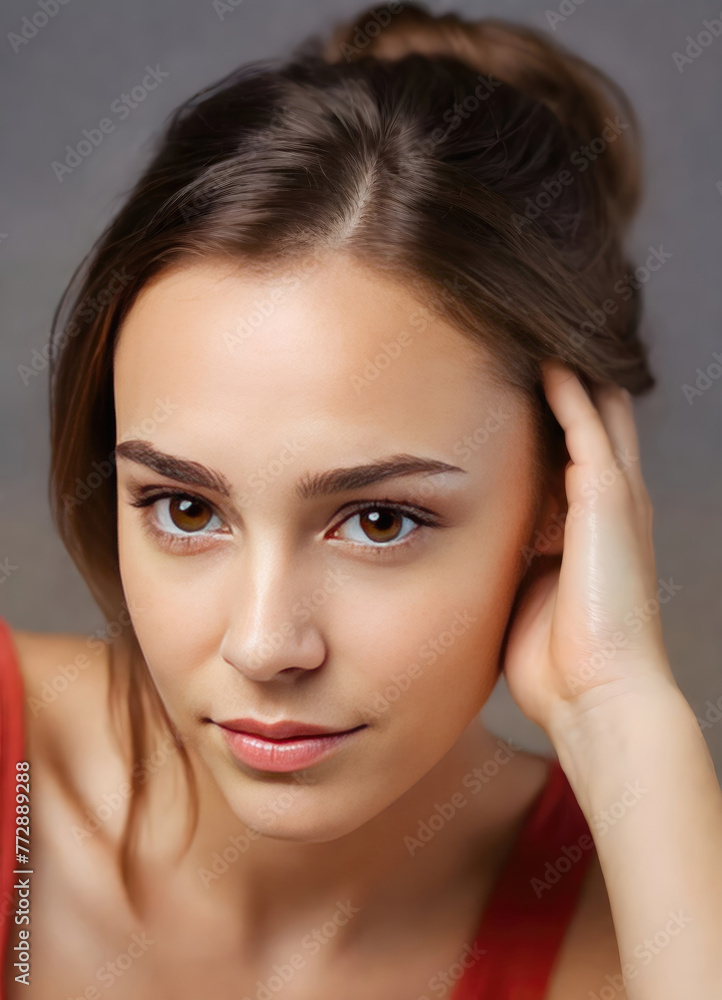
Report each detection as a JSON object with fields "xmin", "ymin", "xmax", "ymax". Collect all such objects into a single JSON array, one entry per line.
[
  {"xmin": 0, "ymin": 615, "xmax": 25, "ymax": 999},
  {"xmin": 451, "ymin": 758, "xmax": 596, "ymax": 999},
  {"xmin": 0, "ymin": 633, "xmax": 594, "ymax": 999}
]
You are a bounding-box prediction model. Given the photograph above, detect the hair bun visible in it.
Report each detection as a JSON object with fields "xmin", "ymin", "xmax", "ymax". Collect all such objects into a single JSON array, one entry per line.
[{"xmin": 320, "ymin": 2, "xmax": 641, "ymax": 233}]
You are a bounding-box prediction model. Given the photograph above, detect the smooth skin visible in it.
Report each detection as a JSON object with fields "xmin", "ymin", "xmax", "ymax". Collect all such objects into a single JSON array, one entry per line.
[
  {"xmin": 511, "ymin": 362, "xmax": 722, "ymax": 998},
  {"xmin": 5, "ymin": 254, "xmax": 720, "ymax": 999}
]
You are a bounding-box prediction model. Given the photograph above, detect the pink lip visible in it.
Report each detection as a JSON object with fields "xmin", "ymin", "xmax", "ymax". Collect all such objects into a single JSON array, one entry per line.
[
  {"xmin": 217, "ymin": 717, "xmax": 357, "ymax": 739},
  {"xmin": 215, "ymin": 718, "xmax": 367, "ymax": 772}
]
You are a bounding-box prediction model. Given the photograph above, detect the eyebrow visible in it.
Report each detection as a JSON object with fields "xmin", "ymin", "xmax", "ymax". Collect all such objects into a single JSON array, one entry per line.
[{"xmin": 114, "ymin": 440, "xmax": 466, "ymax": 500}]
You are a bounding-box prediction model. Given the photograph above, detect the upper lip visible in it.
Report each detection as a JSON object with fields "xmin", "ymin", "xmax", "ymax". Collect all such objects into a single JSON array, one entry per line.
[{"xmin": 216, "ymin": 718, "xmax": 362, "ymax": 740}]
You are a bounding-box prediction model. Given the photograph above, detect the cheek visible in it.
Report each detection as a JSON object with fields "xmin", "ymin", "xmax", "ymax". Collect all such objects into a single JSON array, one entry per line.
[
  {"xmin": 335, "ymin": 520, "xmax": 530, "ymax": 734},
  {"xmin": 115, "ymin": 471, "xmax": 535, "ymax": 734},
  {"xmin": 116, "ymin": 514, "xmax": 207, "ymax": 702}
]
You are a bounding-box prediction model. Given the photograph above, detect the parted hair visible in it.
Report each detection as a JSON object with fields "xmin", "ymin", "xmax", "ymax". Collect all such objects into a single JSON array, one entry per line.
[{"xmin": 47, "ymin": 1, "xmax": 655, "ymax": 909}]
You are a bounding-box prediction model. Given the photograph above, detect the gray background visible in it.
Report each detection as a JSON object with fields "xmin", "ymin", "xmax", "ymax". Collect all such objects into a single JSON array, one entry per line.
[{"xmin": 1, "ymin": 0, "xmax": 720, "ymax": 762}]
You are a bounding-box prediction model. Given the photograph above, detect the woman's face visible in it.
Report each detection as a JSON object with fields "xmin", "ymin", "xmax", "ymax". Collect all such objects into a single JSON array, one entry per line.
[{"xmin": 113, "ymin": 253, "xmax": 551, "ymax": 841}]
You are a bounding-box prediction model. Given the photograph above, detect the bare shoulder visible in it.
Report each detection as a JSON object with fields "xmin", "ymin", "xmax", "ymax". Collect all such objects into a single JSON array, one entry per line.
[
  {"xmin": 7, "ymin": 625, "xmax": 128, "ymax": 795},
  {"xmin": 9, "ymin": 625, "xmax": 112, "ymax": 691},
  {"xmin": 2, "ymin": 630, "xmax": 153, "ymax": 997},
  {"xmin": 546, "ymin": 850, "xmax": 629, "ymax": 1000}
]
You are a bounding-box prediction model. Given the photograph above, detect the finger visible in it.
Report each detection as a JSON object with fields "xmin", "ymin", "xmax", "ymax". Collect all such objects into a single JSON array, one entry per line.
[
  {"xmin": 589, "ymin": 381, "xmax": 651, "ymax": 512},
  {"xmin": 541, "ymin": 360, "xmax": 616, "ymax": 472}
]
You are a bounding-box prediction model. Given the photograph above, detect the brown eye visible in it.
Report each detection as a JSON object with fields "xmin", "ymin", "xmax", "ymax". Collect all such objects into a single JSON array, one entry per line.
[
  {"xmin": 359, "ymin": 508, "xmax": 403, "ymax": 543},
  {"xmin": 331, "ymin": 505, "xmax": 422, "ymax": 547},
  {"xmin": 128, "ymin": 488, "xmax": 228, "ymax": 548},
  {"xmin": 166, "ymin": 496, "xmax": 215, "ymax": 533}
]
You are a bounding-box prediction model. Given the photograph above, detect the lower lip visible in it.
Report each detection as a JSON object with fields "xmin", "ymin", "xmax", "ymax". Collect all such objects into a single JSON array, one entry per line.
[{"xmin": 218, "ymin": 726, "xmax": 365, "ymax": 772}]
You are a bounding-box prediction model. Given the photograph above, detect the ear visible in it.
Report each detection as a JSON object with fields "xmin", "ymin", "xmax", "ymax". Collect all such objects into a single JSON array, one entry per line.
[
  {"xmin": 525, "ymin": 457, "xmax": 569, "ymax": 561},
  {"xmin": 499, "ymin": 459, "xmax": 569, "ymax": 675}
]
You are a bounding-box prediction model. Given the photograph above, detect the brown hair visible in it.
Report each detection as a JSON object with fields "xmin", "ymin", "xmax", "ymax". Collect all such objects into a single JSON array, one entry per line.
[{"xmin": 48, "ymin": 1, "xmax": 655, "ymax": 909}]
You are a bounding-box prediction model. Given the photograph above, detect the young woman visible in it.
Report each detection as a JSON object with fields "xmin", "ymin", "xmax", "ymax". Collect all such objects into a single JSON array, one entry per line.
[{"xmin": 1, "ymin": 4, "xmax": 720, "ymax": 998}]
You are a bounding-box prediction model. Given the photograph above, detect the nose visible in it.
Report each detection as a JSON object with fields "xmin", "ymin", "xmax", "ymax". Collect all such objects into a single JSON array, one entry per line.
[{"xmin": 219, "ymin": 547, "xmax": 328, "ymax": 682}]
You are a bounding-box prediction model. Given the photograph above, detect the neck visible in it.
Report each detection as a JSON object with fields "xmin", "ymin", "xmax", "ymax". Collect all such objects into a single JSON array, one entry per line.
[{"xmin": 142, "ymin": 715, "xmax": 548, "ymax": 952}]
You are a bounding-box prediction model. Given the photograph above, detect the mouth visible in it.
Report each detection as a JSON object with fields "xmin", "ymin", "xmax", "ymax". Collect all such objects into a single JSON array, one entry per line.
[
  {"xmin": 216, "ymin": 717, "xmax": 366, "ymax": 740},
  {"xmin": 213, "ymin": 718, "xmax": 368, "ymax": 772}
]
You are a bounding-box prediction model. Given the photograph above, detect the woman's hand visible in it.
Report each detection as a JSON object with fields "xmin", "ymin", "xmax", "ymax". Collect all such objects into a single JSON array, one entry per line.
[
  {"xmin": 500, "ymin": 359, "xmax": 679, "ymax": 741},
  {"xmin": 500, "ymin": 361, "xmax": 722, "ymax": 1000}
]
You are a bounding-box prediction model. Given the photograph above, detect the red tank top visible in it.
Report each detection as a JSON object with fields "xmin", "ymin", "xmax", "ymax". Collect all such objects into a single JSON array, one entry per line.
[{"xmin": 0, "ymin": 615, "xmax": 595, "ymax": 998}]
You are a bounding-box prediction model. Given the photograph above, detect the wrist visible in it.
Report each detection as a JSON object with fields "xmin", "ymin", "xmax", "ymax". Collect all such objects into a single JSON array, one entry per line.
[
  {"xmin": 547, "ymin": 661, "xmax": 683, "ymax": 746},
  {"xmin": 547, "ymin": 672, "xmax": 701, "ymax": 810}
]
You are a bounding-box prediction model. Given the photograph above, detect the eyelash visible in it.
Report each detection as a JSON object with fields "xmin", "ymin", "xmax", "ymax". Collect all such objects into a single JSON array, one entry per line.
[{"xmin": 126, "ymin": 486, "xmax": 443, "ymax": 557}]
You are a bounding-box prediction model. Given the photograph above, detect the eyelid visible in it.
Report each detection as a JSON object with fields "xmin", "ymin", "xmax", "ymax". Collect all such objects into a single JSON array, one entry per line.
[
  {"xmin": 327, "ymin": 500, "xmax": 439, "ymax": 532},
  {"xmin": 124, "ymin": 484, "xmax": 443, "ymax": 555},
  {"xmin": 329, "ymin": 496, "xmax": 444, "ymax": 524},
  {"xmin": 125, "ymin": 485, "xmax": 230, "ymax": 552},
  {"xmin": 325, "ymin": 499, "xmax": 442, "ymax": 554}
]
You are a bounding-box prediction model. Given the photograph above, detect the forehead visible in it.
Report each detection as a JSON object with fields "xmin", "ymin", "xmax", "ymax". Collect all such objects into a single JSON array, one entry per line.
[{"xmin": 112, "ymin": 254, "xmax": 528, "ymax": 456}]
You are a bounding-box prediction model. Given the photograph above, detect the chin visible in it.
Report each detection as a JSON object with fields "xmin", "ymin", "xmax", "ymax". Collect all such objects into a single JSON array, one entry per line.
[{"xmin": 223, "ymin": 788, "xmax": 379, "ymax": 844}]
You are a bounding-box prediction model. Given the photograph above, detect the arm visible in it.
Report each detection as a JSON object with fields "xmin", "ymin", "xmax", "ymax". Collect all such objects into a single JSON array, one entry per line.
[
  {"xmin": 551, "ymin": 673, "xmax": 722, "ymax": 999},
  {"xmin": 501, "ymin": 361, "xmax": 722, "ymax": 1000}
]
